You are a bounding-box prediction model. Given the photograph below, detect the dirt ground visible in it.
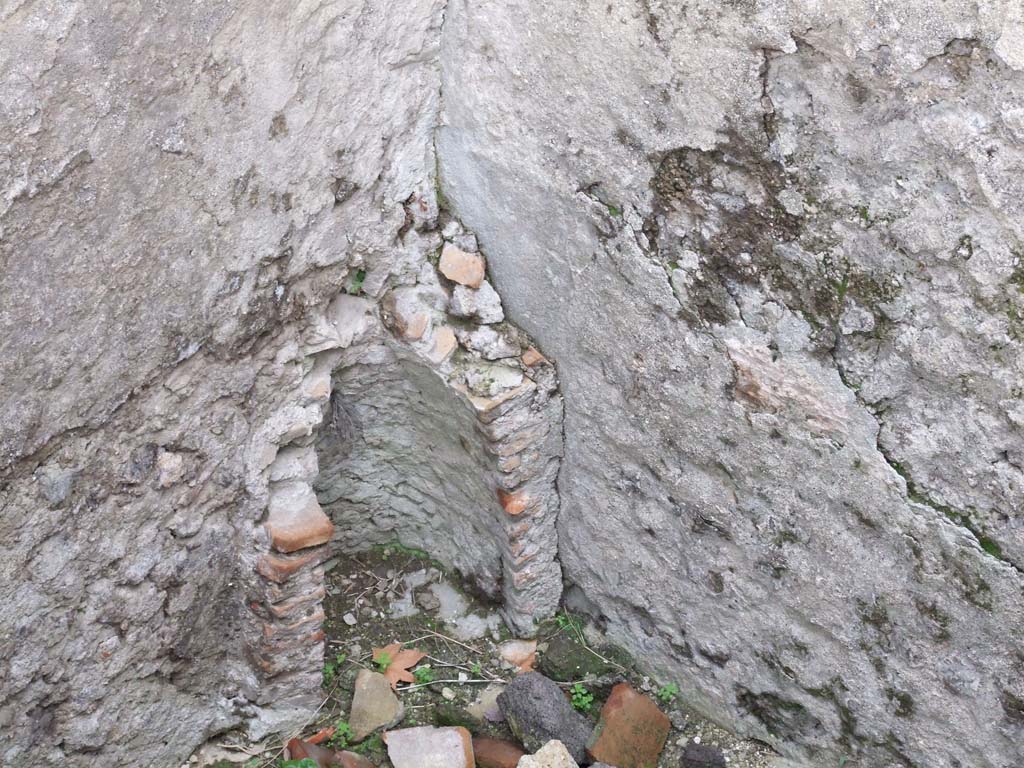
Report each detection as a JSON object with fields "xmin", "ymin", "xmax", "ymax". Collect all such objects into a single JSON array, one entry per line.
[{"xmin": 189, "ymin": 545, "xmax": 778, "ymax": 768}]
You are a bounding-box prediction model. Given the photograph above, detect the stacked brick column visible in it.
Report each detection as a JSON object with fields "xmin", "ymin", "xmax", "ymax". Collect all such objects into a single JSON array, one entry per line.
[
  {"xmin": 464, "ymin": 355, "xmax": 564, "ymax": 634},
  {"xmin": 251, "ymin": 465, "xmax": 334, "ymax": 706},
  {"xmin": 247, "ymin": 298, "xmax": 373, "ymax": 709}
]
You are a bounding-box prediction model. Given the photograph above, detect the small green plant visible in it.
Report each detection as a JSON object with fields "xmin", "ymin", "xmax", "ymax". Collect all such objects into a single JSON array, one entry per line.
[
  {"xmin": 555, "ymin": 611, "xmax": 585, "ymax": 643},
  {"xmin": 656, "ymin": 682, "xmax": 680, "ymax": 704},
  {"xmin": 374, "ymin": 652, "xmax": 393, "ymax": 673},
  {"xmin": 413, "ymin": 664, "xmax": 435, "ymax": 684},
  {"xmin": 353, "ymin": 732, "xmax": 384, "ymax": 755},
  {"xmin": 570, "ymin": 683, "xmax": 594, "ymax": 713},
  {"xmin": 322, "ymin": 652, "xmax": 346, "ymax": 687},
  {"xmin": 470, "ymin": 662, "xmax": 483, "ymax": 677},
  {"xmin": 344, "ymin": 269, "xmax": 367, "ymax": 295},
  {"xmin": 329, "ymin": 720, "xmax": 353, "ymax": 749},
  {"xmin": 279, "ymin": 760, "xmax": 318, "ymax": 768}
]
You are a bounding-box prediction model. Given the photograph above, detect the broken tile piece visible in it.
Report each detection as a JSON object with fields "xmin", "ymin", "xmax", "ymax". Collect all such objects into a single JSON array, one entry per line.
[
  {"xmin": 586, "ymin": 682, "xmax": 670, "ymax": 768},
  {"xmin": 497, "ymin": 639, "xmax": 537, "ymax": 672},
  {"xmin": 439, "ymin": 243, "xmax": 485, "ymax": 288},
  {"xmin": 472, "ymin": 736, "xmax": 525, "ymax": 768},
  {"xmin": 286, "ymin": 738, "xmax": 374, "ymax": 768}
]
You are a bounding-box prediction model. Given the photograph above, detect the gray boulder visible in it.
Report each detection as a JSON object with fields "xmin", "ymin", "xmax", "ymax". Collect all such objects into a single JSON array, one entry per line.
[
  {"xmin": 682, "ymin": 742, "xmax": 726, "ymax": 768},
  {"xmin": 497, "ymin": 673, "xmax": 593, "ymax": 763}
]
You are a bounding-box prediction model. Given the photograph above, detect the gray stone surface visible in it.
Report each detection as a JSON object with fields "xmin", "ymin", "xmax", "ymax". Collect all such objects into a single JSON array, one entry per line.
[
  {"xmin": 314, "ymin": 351, "xmax": 505, "ymax": 598},
  {"xmin": 0, "ymin": 0, "xmax": 447, "ymax": 765},
  {"xmin": 682, "ymin": 742, "xmax": 726, "ymax": 768},
  {"xmin": 497, "ymin": 673, "xmax": 593, "ymax": 763},
  {"xmin": 3, "ymin": 1, "xmax": 1024, "ymax": 767},
  {"xmin": 440, "ymin": 2, "xmax": 1024, "ymax": 768}
]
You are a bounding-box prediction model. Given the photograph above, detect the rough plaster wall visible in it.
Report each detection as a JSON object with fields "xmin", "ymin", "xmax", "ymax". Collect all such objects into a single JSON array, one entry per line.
[
  {"xmin": 315, "ymin": 348, "xmax": 505, "ymax": 597},
  {"xmin": 4, "ymin": 0, "xmax": 1024, "ymax": 766},
  {"xmin": 439, "ymin": 1, "xmax": 1024, "ymax": 766},
  {"xmin": 0, "ymin": 0, "xmax": 446, "ymax": 765}
]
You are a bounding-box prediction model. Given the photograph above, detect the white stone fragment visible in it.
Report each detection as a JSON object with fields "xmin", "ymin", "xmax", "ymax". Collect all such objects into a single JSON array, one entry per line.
[{"xmin": 450, "ymin": 280, "xmax": 504, "ymax": 323}]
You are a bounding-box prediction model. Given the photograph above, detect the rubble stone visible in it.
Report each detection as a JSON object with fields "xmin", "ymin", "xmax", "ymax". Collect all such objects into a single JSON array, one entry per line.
[
  {"xmin": 516, "ymin": 740, "xmax": 579, "ymax": 768},
  {"xmin": 350, "ymin": 670, "xmax": 405, "ymax": 740},
  {"xmin": 472, "ymin": 737, "xmax": 525, "ymax": 768},
  {"xmin": 450, "ymin": 281, "xmax": 505, "ymax": 323},
  {"xmin": 681, "ymin": 742, "xmax": 727, "ymax": 768},
  {"xmin": 385, "ymin": 725, "xmax": 475, "ymax": 768},
  {"xmin": 497, "ymin": 673, "xmax": 593, "ymax": 763}
]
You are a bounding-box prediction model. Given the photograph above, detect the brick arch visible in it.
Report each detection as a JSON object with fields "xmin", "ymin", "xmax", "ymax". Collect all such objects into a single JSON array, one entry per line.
[{"xmin": 245, "ymin": 225, "xmax": 564, "ymax": 723}]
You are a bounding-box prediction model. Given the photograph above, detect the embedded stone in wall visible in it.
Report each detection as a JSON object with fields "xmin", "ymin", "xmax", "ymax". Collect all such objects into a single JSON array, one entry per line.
[
  {"xmin": 439, "ymin": 242, "xmax": 486, "ymax": 288},
  {"xmin": 265, "ymin": 482, "xmax": 335, "ymax": 553}
]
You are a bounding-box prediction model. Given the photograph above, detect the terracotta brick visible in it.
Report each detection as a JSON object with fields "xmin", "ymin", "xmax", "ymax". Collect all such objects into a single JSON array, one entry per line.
[
  {"xmin": 506, "ymin": 522, "xmax": 532, "ymax": 542},
  {"xmin": 492, "ymin": 423, "xmax": 550, "ymax": 457},
  {"xmin": 257, "ymin": 636, "xmax": 324, "ymax": 667},
  {"xmin": 497, "ymin": 454, "xmax": 522, "ymax": 472},
  {"xmin": 261, "ymin": 609, "xmax": 325, "ymax": 639},
  {"xmin": 473, "ymin": 737, "xmax": 525, "ymax": 768},
  {"xmin": 465, "ymin": 381, "xmax": 536, "ymax": 422},
  {"xmin": 256, "ymin": 550, "xmax": 321, "ymax": 583},
  {"xmin": 439, "ymin": 243, "xmax": 485, "ymax": 288},
  {"xmin": 265, "ymin": 486, "xmax": 334, "ymax": 553},
  {"xmin": 267, "ymin": 585, "xmax": 326, "ymax": 619},
  {"xmin": 254, "ymin": 631, "xmax": 326, "ymax": 675},
  {"xmin": 521, "ymin": 347, "xmax": 547, "ymax": 367},
  {"xmin": 508, "ymin": 569, "xmax": 537, "ymax": 587},
  {"xmin": 262, "ymin": 567, "xmax": 325, "ymax": 603},
  {"xmin": 511, "ymin": 551, "xmax": 537, "ymax": 567},
  {"xmin": 496, "ymin": 488, "xmax": 530, "ymax": 516},
  {"xmin": 587, "ymin": 683, "xmax": 670, "ymax": 768}
]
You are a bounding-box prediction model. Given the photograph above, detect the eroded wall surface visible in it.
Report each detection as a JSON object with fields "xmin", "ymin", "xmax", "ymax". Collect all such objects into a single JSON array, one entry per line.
[
  {"xmin": 3, "ymin": 0, "xmax": 1024, "ymax": 766},
  {"xmin": 439, "ymin": 1, "xmax": 1024, "ymax": 766},
  {"xmin": 1, "ymin": 0, "xmax": 447, "ymax": 765}
]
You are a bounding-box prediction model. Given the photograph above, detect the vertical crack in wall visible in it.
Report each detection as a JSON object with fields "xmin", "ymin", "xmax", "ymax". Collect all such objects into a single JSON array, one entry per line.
[{"xmin": 758, "ymin": 47, "xmax": 778, "ymax": 147}]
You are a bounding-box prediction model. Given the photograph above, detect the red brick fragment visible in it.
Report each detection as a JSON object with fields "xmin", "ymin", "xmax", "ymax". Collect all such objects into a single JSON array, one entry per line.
[
  {"xmin": 587, "ymin": 682, "xmax": 671, "ymax": 768},
  {"xmin": 521, "ymin": 347, "xmax": 547, "ymax": 367},
  {"xmin": 473, "ymin": 736, "xmax": 525, "ymax": 768},
  {"xmin": 256, "ymin": 550, "xmax": 321, "ymax": 583},
  {"xmin": 496, "ymin": 488, "xmax": 530, "ymax": 516}
]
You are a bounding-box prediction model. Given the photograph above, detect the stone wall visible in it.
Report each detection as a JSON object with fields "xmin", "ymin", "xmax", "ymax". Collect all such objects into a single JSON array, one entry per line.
[
  {"xmin": 3, "ymin": 1, "xmax": 1024, "ymax": 767},
  {"xmin": 0, "ymin": 1, "xmax": 450, "ymax": 765},
  {"xmin": 439, "ymin": 2, "xmax": 1024, "ymax": 767}
]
